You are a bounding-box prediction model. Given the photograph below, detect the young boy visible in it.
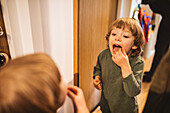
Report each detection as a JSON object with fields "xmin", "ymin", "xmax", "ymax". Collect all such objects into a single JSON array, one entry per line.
[
  {"xmin": 93, "ymin": 18, "xmax": 145, "ymax": 113},
  {"xmin": 0, "ymin": 53, "xmax": 89, "ymax": 113}
]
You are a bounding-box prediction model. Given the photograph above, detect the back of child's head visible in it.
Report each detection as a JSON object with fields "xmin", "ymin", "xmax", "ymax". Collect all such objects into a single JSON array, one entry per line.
[
  {"xmin": 0, "ymin": 53, "xmax": 62, "ymax": 113},
  {"xmin": 106, "ymin": 18, "xmax": 145, "ymax": 57}
]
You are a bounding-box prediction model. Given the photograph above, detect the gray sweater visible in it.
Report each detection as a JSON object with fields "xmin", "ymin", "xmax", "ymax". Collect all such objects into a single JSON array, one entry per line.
[{"xmin": 93, "ymin": 49, "xmax": 144, "ymax": 113}]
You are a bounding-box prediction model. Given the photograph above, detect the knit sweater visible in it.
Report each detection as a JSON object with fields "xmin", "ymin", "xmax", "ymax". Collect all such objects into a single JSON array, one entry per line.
[{"xmin": 93, "ymin": 49, "xmax": 144, "ymax": 113}]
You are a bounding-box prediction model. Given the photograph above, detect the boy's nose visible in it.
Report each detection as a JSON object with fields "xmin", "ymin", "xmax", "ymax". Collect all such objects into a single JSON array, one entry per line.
[{"xmin": 115, "ymin": 36, "xmax": 121, "ymax": 41}]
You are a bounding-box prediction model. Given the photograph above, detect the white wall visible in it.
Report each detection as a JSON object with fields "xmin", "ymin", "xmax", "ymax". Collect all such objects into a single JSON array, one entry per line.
[
  {"xmin": 117, "ymin": 0, "xmax": 142, "ymax": 18},
  {"xmin": 1, "ymin": 0, "xmax": 74, "ymax": 113}
]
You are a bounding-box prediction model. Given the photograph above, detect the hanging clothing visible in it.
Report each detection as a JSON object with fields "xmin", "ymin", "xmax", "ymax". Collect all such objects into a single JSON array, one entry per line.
[
  {"xmin": 142, "ymin": 0, "xmax": 170, "ymax": 82},
  {"xmin": 138, "ymin": 4, "xmax": 152, "ymax": 43}
]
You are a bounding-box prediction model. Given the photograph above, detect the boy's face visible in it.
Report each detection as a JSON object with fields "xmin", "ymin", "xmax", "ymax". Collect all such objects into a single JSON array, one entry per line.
[{"xmin": 109, "ymin": 28, "xmax": 137, "ymax": 55}]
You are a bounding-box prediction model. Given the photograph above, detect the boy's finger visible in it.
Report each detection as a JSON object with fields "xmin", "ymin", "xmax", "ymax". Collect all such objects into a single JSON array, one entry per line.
[
  {"xmin": 94, "ymin": 82, "xmax": 101, "ymax": 86},
  {"xmin": 67, "ymin": 89, "xmax": 76, "ymax": 99},
  {"xmin": 67, "ymin": 85, "xmax": 79, "ymax": 94},
  {"xmin": 93, "ymin": 82, "xmax": 98, "ymax": 86},
  {"xmin": 68, "ymin": 85, "xmax": 79, "ymax": 90},
  {"xmin": 96, "ymin": 81, "xmax": 101, "ymax": 86},
  {"xmin": 121, "ymin": 47, "xmax": 126, "ymax": 56},
  {"xmin": 95, "ymin": 85, "xmax": 100, "ymax": 90},
  {"xmin": 118, "ymin": 48, "xmax": 123, "ymax": 56},
  {"xmin": 97, "ymin": 84, "xmax": 102, "ymax": 90}
]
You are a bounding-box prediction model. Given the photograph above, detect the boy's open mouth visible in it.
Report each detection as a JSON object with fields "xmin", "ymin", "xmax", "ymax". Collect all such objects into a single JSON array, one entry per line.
[
  {"xmin": 113, "ymin": 44, "xmax": 122, "ymax": 49},
  {"xmin": 112, "ymin": 44, "xmax": 122, "ymax": 54}
]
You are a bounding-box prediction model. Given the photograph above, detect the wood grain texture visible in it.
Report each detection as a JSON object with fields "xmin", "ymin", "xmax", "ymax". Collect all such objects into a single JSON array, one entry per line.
[
  {"xmin": 74, "ymin": 0, "xmax": 79, "ymax": 74},
  {"xmin": 78, "ymin": 0, "xmax": 117, "ymax": 110}
]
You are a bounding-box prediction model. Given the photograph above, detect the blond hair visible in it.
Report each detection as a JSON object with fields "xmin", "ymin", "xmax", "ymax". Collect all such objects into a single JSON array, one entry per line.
[
  {"xmin": 106, "ymin": 18, "xmax": 145, "ymax": 57},
  {"xmin": 0, "ymin": 53, "xmax": 62, "ymax": 113}
]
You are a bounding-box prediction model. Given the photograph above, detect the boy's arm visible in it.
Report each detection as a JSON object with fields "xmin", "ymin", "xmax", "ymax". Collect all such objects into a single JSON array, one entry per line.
[
  {"xmin": 120, "ymin": 59, "xmax": 133, "ymax": 78},
  {"xmin": 93, "ymin": 55, "xmax": 102, "ymax": 90},
  {"xmin": 93, "ymin": 56, "xmax": 101, "ymax": 79},
  {"xmin": 112, "ymin": 48, "xmax": 144, "ymax": 97},
  {"xmin": 122, "ymin": 60, "xmax": 144, "ymax": 97}
]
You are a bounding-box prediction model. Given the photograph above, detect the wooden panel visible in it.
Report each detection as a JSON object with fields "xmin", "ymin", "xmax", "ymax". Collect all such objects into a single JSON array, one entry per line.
[
  {"xmin": 79, "ymin": 0, "xmax": 117, "ymax": 110},
  {"xmin": 74, "ymin": 0, "xmax": 78, "ymax": 74}
]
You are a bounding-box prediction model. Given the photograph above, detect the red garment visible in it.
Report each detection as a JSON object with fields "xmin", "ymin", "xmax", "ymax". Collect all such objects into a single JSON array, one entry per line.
[{"xmin": 138, "ymin": 4, "xmax": 152, "ymax": 43}]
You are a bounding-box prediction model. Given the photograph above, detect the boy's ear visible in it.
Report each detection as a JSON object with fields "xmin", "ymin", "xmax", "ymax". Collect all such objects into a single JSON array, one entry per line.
[{"xmin": 132, "ymin": 45, "xmax": 138, "ymax": 50}]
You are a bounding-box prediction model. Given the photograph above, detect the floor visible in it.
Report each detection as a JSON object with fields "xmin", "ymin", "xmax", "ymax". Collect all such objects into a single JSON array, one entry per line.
[
  {"xmin": 92, "ymin": 54, "xmax": 154, "ymax": 113},
  {"xmin": 137, "ymin": 54, "xmax": 154, "ymax": 113}
]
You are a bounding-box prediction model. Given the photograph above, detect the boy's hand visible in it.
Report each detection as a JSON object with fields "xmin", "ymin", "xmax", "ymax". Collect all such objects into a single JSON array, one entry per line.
[
  {"xmin": 93, "ymin": 76, "xmax": 102, "ymax": 90},
  {"xmin": 112, "ymin": 47, "xmax": 132, "ymax": 78},
  {"xmin": 67, "ymin": 85, "xmax": 89, "ymax": 113},
  {"xmin": 112, "ymin": 47, "xmax": 129, "ymax": 67}
]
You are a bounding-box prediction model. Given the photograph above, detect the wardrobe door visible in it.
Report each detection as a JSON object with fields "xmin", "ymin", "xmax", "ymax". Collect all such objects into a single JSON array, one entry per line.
[{"xmin": 78, "ymin": 0, "xmax": 117, "ymax": 110}]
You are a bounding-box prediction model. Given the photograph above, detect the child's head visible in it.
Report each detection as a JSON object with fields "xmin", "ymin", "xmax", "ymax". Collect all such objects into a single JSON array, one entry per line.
[
  {"xmin": 0, "ymin": 53, "xmax": 67, "ymax": 113},
  {"xmin": 106, "ymin": 18, "xmax": 145, "ymax": 57}
]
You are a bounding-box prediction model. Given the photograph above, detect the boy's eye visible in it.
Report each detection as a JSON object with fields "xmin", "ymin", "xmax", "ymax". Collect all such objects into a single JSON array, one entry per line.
[
  {"xmin": 112, "ymin": 33, "xmax": 116, "ymax": 36},
  {"xmin": 123, "ymin": 35, "xmax": 129, "ymax": 38}
]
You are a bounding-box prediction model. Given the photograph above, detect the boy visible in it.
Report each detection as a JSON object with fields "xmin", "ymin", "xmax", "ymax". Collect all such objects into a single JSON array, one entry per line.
[
  {"xmin": 0, "ymin": 53, "xmax": 89, "ymax": 113},
  {"xmin": 93, "ymin": 18, "xmax": 145, "ymax": 113}
]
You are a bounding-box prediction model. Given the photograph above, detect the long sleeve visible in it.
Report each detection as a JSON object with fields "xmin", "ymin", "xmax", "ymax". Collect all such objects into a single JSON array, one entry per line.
[
  {"xmin": 122, "ymin": 59, "xmax": 144, "ymax": 97},
  {"xmin": 93, "ymin": 55, "xmax": 101, "ymax": 79}
]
